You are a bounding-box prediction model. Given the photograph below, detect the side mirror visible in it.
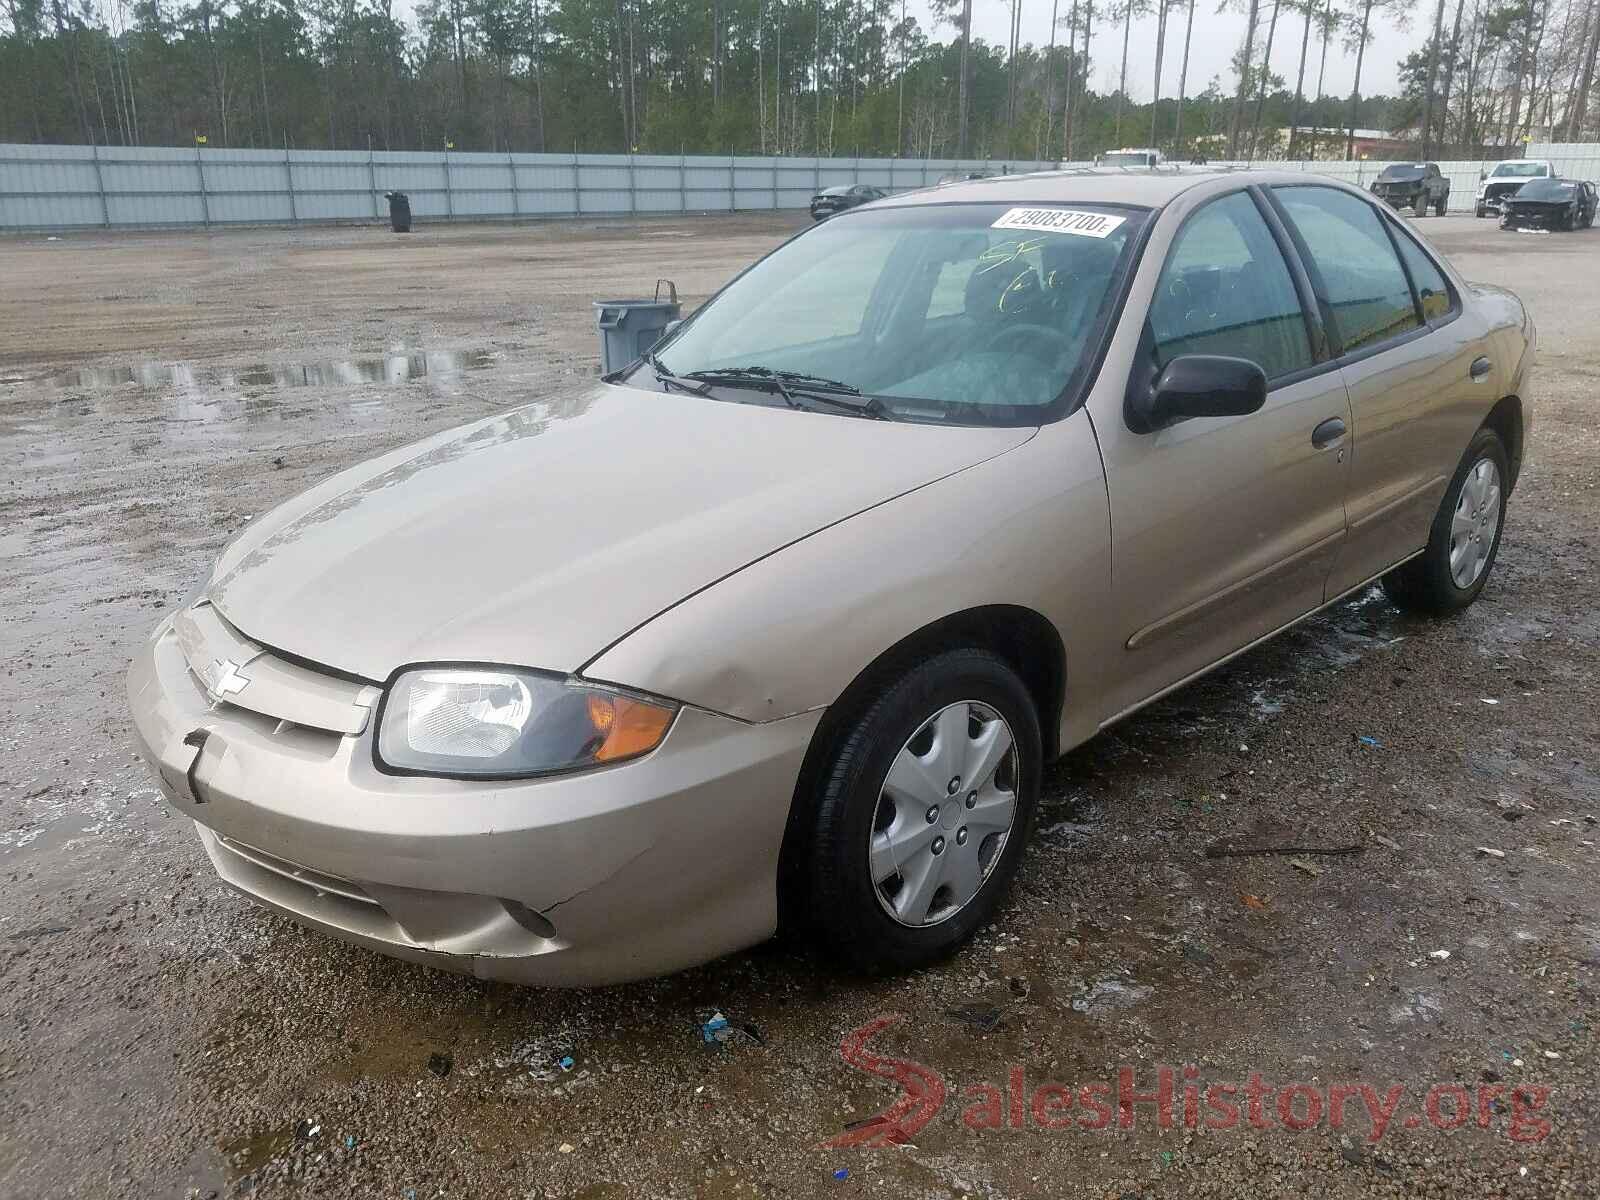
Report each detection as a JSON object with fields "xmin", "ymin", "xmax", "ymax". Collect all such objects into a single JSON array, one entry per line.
[{"xmin": 1128, "ymin": 354, "xmax": 1267, "ymax": 432}]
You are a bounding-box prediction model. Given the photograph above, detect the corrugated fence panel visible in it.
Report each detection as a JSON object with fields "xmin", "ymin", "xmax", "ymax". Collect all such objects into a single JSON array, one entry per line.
[{"xmin": 8, "ymin": 143, "xmax": 1600, "ymax": 231}]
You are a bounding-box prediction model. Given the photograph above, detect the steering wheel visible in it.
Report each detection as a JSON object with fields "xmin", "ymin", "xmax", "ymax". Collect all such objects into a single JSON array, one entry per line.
[{"xmin": 981, "ymin": 323, "xmax": 1073, "ymax": 363}]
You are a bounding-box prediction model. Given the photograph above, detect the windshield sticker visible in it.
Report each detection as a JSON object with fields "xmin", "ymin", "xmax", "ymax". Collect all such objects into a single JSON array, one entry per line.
[{"xmin": 991, "ymin": 208, "xmax": 1127, "ymax": 238}]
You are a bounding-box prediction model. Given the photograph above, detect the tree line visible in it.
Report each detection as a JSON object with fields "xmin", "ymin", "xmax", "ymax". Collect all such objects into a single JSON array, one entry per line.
[{"xmin": 3, "ymin": 0, "xmax": 1580, "ymax": 162}]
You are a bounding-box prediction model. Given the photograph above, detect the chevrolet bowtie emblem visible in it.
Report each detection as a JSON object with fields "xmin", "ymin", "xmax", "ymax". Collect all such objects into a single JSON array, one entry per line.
[{"xmin": 206, "ymin": 658, "xmax": 251, "ymax": 697}]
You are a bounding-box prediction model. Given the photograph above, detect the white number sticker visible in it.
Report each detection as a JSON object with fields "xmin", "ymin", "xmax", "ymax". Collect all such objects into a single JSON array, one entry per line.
[{"xmin": 990, "ymin": 207, "xmax": 1127, "ymax": 238}]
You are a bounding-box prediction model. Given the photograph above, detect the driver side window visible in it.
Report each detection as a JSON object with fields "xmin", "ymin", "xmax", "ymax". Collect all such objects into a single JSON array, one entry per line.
[{"xmin": 1149, "ymin": 191, "xmax": 1314, "ymax": 381}]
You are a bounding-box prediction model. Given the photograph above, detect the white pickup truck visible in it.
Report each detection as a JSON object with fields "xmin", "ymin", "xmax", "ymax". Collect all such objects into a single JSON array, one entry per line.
[{"xmin": 1476, "ymin": 159, "xmax": 1556, "ymax": 217}]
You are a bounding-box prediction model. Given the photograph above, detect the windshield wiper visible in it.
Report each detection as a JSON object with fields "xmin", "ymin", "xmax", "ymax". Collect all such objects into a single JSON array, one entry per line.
[
  {"xmin": 679, "ymin": 365, "xmax": 891, "ymax": 419},
  {"xmin": 643, "ymin": 351, "xmax": 710, "ymax": 396},
  {"xmin": 683, "ymin": 365, "xmax": 861, "ymax": 394}
]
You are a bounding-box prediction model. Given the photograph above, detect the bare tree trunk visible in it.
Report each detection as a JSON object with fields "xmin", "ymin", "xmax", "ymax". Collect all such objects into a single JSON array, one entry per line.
[
  {"xmin": 256, "ymin": 22, "xmax": 272, "ymax": 147},
  {"xmin": 1438, "ymin": 0, "xmax": 1466, "ymax": 148},
  {"xmin": 1064, "ymin": 0, "xmax": 1080, "ymax": 157},
  {"xmin": 815, "ymin": 0, "xmax": 822, "ymax": 153},
  {"xmin": 1287, "ymin": 0, "xmax": 1313, "ymax": 157},
  {"xmin": 1045, "ymin": 0, "xmax": 1059, "ymax": 153},
  {"xmin": 1247, "ymin": 0, "xmax": 1280, "ymax": 160},
  {"xmin": 532, "ymin": 0, "xmax": 546, "ymax": 151},
  {"xmin": 1228, "ymin": 0, "xmax": 1260, "ymax": 158},
  {"xmin": 1420, "ymin": 0, "xmax": 1447, "ymax": 154},
  {"xmin": 1173, "ymin": 0, "xmax": 1195, "ymax": 152},
  {"xmin": 1115, "ymin": 0, "xmax": 1132, "ymax": 142},
  {"xmin": 1151, "ymin": 0, "xmax": 1168, "ymax": 148},
  {"xmin": 958, "ymin": 0, "xmax": 973, "ymax": 155},
  {"xmin": 1344, "ymin": 0, "xmax": 1374, "ymax": 160},
  {"xmin": 1312, "ymin": 0, "xmax": 1332, "ymax": 157}
]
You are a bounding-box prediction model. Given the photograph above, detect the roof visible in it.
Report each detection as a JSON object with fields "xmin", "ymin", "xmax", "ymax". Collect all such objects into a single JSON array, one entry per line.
[{"xmin": 874, "ymin": 166, "xmax": 1345, "ymax": 209}]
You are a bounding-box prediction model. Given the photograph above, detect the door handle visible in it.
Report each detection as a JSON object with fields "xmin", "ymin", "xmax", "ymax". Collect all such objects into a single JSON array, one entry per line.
[
  {"xmin": 1311, "ymin": 416, "xmax": 1347, "ymax": 449},
  {"xmin": 1470, "ymin": 355, "xmax": 1492, "ymax": 381}
]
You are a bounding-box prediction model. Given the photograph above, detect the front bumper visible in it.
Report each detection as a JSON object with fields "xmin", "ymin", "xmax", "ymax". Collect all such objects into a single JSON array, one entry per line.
[
  {"xmin": 127, "ymin": 612, "xmax": 820, "ymax": 986},
  {"xmin": 1501, "ymin": 207, "xmax": 1566, "ymax": 230}
]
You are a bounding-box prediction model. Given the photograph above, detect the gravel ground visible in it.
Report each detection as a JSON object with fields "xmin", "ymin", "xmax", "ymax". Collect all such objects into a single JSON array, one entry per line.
[{"xmin": 1, "ymin": 212, "xmax": 1597, "ymax": 1200}]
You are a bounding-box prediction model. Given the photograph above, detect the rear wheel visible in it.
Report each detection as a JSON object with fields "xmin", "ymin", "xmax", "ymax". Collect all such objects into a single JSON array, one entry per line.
[
  {"xmin": 1434, "ymin": 193, "xmax": 1448, "ymax": 216},
  {"xmin": 806, "ymin": 648, "xmax": 1042, "ymax": 972},
  {"xmin": 1413, "ymin": 193, "xmax": 1428, "ymax": 217},
  {"xmin": 1381, "ymin": 428, "xmax": 1509, "ymax": 615}
]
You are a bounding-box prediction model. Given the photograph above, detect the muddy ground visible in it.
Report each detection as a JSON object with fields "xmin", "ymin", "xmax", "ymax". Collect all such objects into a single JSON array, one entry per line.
[{"xmin": 1, "ymin": 212, "xmax": 1597, "ymax": 1199}]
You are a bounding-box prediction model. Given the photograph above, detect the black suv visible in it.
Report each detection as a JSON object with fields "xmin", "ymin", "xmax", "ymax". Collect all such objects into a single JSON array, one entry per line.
[{"xmin": 1371, "ymin": 162, "xmax": 1451, "ymax": 216}]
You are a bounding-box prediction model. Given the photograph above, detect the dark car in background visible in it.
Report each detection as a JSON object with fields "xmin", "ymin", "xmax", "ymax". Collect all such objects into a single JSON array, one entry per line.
[
  {"xmin": 809, "ymin": 184, "xmax": 886, "ymax": 220},
  {"xmin": 1500, "ymin": 177, "xmax": 1597, "ymax": 231},
  {"xmin": 1371, "ymin": 162, "xmax": 1450, "ymax": 216}
]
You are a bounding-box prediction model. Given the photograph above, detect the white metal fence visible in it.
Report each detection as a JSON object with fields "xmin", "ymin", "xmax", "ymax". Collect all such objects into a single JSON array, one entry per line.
[
  {"xmin": 0, "ymin": 144, "xmax": 1058, "ymax": 231},
  {"xmin": 4, "ymin": 142, "xmax": 1598, "ymax": 231}
]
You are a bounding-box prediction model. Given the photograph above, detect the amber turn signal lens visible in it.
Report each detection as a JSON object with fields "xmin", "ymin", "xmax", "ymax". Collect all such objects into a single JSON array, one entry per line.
[{"xmin": 588, "ymin": 695, "xmax": 675, "ymax": 762}]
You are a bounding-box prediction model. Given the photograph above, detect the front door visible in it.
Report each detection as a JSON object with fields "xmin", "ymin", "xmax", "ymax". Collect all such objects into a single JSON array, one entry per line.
[{"xmin": 1087, "ymin": 188, "xmax": 1353, "ymax": 723}]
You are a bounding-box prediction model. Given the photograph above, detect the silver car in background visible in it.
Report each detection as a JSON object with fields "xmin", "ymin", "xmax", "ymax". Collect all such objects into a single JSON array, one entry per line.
[{"xmin": 129, "ymin": 169, "xmax": 1531, "ymax": 986}]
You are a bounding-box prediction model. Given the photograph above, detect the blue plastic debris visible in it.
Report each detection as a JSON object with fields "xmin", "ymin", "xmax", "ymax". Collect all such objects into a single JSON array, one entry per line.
[
  {"xmin": 702, "ymin": 1012, "xmax": 730, "ymax": 1043},
  {"xmin": 344, "ymin": 1134, "xmax": 355, "ymax": 1149},
  {"xmin": 558, "ymin": 1055, "xmax": 575, "ymax": 1071},
  {"xmin": 1357, "ymin": 735, "xmax": 1382, "ymax": 748},
  {"xmin": 833, "ymin": 1168, "xmax": 850, "ymax": 1181}
]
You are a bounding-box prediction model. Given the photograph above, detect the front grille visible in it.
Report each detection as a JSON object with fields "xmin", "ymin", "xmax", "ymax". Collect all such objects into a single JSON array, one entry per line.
[
  {"xmin": 174, "ymin": 601, "xmax": 381, "ymax": 736},
  {"xmin": 214, "ymin": 833, "xmax": 379, "ymax": 907}
]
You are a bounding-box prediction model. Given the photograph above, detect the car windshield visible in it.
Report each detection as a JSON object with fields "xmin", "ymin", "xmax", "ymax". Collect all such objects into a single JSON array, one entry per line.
[
  {"xmin": 1514, "ymin": 179, "xmax": 1574, "ymax": 200},
  {"xmin": 1491, "ymin": 162, "xmax": 1548, "ymax": 177},
  {"xmin": 1377, "ymin": 165, "xmax": 1426, "ymax": 181},
  {"xmin": 644, "ymin": 202, "xmax": 1147, "ymax": 425}
]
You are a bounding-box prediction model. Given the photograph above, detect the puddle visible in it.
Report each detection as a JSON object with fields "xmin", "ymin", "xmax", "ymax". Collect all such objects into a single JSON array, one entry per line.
[{"xmin": 50, "ymin": 349, "xmax": 494, "ymax": 392}]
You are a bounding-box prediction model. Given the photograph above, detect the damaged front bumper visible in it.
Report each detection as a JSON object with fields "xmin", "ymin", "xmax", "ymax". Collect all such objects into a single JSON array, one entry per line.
[{"xmin": 127, "ymin": 610, "xmax": 820, "ymax": 986}]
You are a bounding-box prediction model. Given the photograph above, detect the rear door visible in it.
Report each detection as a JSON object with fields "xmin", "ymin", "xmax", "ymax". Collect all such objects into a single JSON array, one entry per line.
[
  {"xmin": 1268, "ymin": 183, "xmax": 1478, "ymax": 596},
  {"xmin": 1088, "ymin": 187, "xmax": 1353, "ymax": 721}
]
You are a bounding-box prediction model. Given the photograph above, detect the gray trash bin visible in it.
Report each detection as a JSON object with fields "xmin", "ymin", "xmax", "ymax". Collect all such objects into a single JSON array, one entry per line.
[{"xmin": 594, "ymin": 280, "xmax": 681, "ymax": 375}]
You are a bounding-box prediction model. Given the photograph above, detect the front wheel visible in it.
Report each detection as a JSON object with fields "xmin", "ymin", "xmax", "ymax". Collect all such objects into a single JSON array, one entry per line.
[
  {"xmin": 1413, "ymin": 193, "xmax": 1428, "ymax": 217},
  {"xmin": 1475, "ymin": 204, "xmax": 1487, "ymax": 218},
  {"xmin": 806, "ymin": 648, "xmax": 1042, "ymax": 972},
  {"xmin": 1381, "ymin": 428, "xmax": 1509, "ymax": 615},
  {"xmin": 1434, "ymin": 194, "xmax": 1448, "ymax": 216}
]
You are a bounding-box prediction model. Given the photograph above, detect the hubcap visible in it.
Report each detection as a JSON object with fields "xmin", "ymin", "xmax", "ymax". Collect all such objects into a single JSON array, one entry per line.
[
  {"xmin": 1448, "ymin": 457, "xmax": 1502, "ymax": 589},
  {"xmin": 868, "ymin": 700, "xmax": 1019, "ymax": 927}
]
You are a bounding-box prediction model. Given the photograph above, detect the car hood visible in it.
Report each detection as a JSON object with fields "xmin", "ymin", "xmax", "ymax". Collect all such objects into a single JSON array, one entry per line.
[{"xmin": 207, "ymin": 382, "xmax": 1033, "ymax": 683}]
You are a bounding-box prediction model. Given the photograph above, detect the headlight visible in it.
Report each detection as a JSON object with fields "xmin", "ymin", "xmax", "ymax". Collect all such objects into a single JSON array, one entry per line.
[{"xmin": 375, "ymin": 667, "xmax": 677, "ymax": 778}]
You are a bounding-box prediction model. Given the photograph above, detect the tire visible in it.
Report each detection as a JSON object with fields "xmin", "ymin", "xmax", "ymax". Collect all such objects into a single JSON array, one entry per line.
[
  {"xmin": 806, "ymin": 648, "xmax": 1042, "ymax": 972},
  {"xmin": 1475, "ymin": 204, "xmax": 1487, "ymax": 218},
  {"xmin": 1381, "ymin": 428, "xmax": 1509, "ymax": 616},
  {"xmin": 1562, "ymin": 209, "xmax": 1576, "ymax": 231},
  {"xmin": 1413, "ymin": 193, "xmax": 1427, "ymax": 217},
  {"xmin": 1434, "ymin": 194, "xmax": 1448, "ymax": 216}
]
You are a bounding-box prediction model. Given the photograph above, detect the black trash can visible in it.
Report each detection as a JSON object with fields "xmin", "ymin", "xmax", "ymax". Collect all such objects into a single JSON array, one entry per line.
[{"xmin": 385, "ymin": 191, "xmax": 412, "ymax": 233}]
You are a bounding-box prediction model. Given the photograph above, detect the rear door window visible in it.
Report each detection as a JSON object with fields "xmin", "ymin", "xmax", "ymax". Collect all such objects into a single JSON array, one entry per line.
[
  {"xmin": 1273, "ymin": 185, "xmax": 1420, "ymax": 354},
  {"xmin": 1148, "ymin": 190, "xmax": 1314, "ymax": 380},
  {"xmin": 1389, "ymin": 228, "xmax": 1452, "ymax": 322}
]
